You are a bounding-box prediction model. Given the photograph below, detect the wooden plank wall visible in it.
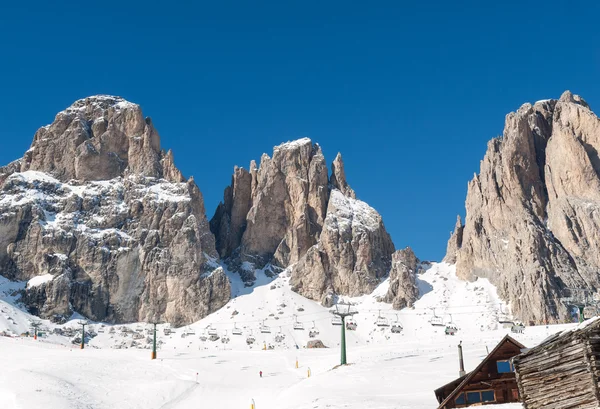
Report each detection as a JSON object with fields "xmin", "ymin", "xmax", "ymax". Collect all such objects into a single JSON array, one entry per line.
[{"xmin": 515, "ymin": 338, "xmax": 598, "ymax": 409}]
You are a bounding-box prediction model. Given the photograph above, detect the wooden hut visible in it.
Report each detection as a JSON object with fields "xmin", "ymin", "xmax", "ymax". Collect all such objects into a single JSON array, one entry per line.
[
  {"xmin": 514, "ymin": 318, "xmax": 600, "ymax": 409},
  {"xmin": 435, "ymin": 335, "xmax": 525, "ymax": 408}
]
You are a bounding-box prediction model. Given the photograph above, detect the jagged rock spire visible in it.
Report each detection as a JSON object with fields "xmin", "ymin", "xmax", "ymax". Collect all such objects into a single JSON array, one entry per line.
[
  {"xmin": 330, "ymin": 153, "xmax": 356, "ymax": 199},
  {"xmin": 443, "ymin": 215, "xmax": 464, "ymax": 264},
  {"xmin": 211, "ymin": 138, "xmax": 396, "ymax": 305}
]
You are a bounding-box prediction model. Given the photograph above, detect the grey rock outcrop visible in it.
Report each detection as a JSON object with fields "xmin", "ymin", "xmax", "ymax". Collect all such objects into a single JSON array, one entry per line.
[
  {"xmin": 446, "ymin": 91, "xmax": 600, "ymax": 324},
  {"xmin": 383, "ymin": 247, "xmax": 419, "ymax": 309},
  {"xmin": 0, "ymin": 95, "xmax": 229, "ymax": 326},
  {"xmin": 290, "ymin": 189, "xmax": 395, "ymax": 303},
  {"xmin": 211, "ymin": 138, "xmax": 398, "ymax": 304},
  {"xmin": 330, "ymin": 153, "xmax": 356, "ymax": 199},
  {"xmin": 211, "ymin": 138, "xmax": 329, "ymax": 278},
  {"xmin": 443, "ymin": 216, "xmax": 464, "ymax": 264}
]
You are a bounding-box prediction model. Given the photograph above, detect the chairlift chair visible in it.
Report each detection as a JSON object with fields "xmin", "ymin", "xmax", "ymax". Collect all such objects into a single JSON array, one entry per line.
[
  {"xmin": 511, "ymin": 323, "xmax": 525, "ymax": 334},
  {"xmin": 246, "ymin": 329, "xmax": 256, "ymax": 345},
  {"xmin": 275, "ymin": 327, "xmax": 285, "ymax": 343},
  {"xmin": 207, "ymin": 325, "xmax": 218, "ymax": 336},
  {"xmin": 221, "ymin": 330, "xmax": 230, "ymax": 344},
  {"xmin": 346, "ymin": 319, "xmax": 357, "ymax": 331},
  {"xmin": 391, "ymin": 314, "xmax": 403, "ymax": 334},
  {"xmin": 443, "ymin": 314, "xmax": 458, "ymax": 335},
  {"xmin": 260, "ymin": 319, "xmax": 271, "ymax": 334},
  {"xmin": 232, "ymin": 323, "xmax": 243, "ymax": 336},
  {"xmin": 293, "ymin": 315, "xmax": 304, "ymax": 330},
  {"xmin": 429, "ymin": 308, "xmax": 445, "ymax": 327},
  {"xmin": 375, "ymin": 310, "xmax": 389, "ymax": 327},
  {"xmin": 186, "ymin": 327, "xmax": 196, "ymax": 336},
  {"xmin": 498, "ymin": 314, "xmax": 513, "ymax": 325},
  {"xmin": 311, "ymin": 321, "xmax": 319, "ymax": 334}
]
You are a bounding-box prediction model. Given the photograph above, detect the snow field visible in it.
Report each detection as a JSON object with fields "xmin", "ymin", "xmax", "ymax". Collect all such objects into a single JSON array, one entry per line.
[{"xmin": 0, "ymin": 263, "xmax": 577, "ymax": 408}]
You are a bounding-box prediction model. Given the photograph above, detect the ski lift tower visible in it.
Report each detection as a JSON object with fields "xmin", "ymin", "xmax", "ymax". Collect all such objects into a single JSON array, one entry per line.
[
  {"xmin": 330, "ymin": 303, "xmax": 358, "ymax": 365},
  {"xmin": 149, "ymin": 322, "xmax": 159, "ymax": 360},
  {"xmin": 31, "ymin": 320, "xmax": 41, "ymax": 340},
  {"xmin": 78, "ymin": 320, "xmax": 88, "ymax": 349},
  {"xmin": 148, "ymin": 316, "xmax": 165, "ymax": 360},
  {"xmin": 560, "ymin": 288, "xmax": 597, "ymax": 323}
]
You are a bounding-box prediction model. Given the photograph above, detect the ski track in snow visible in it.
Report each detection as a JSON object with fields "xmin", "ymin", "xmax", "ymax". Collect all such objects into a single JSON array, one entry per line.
[{"xmin": 0, "ymin": 263, "xmax": 577, "ymax": 409}]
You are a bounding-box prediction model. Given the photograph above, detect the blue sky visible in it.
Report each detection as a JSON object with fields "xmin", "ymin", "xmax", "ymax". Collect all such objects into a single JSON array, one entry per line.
[{"xmin": 1, "ymin": 1, "xmax": 599, "ymax": 261}]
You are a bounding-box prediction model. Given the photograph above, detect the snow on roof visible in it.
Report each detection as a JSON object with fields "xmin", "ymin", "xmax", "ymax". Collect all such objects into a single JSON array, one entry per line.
[
  {"xmin": 557, "ymin": 315, "xmax": 600, "ymax": 338},
  {"xmin": 26, "ymin": 274, "xmax": 54, "ymax": 289}
]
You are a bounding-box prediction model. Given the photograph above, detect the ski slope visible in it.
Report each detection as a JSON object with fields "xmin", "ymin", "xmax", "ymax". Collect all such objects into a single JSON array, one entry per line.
[{"xmin": 0, "ymin": 263, "xmax": 577, "ymax": 408}]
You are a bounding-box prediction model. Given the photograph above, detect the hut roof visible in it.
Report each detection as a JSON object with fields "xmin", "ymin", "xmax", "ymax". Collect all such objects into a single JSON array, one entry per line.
[
  {"xmin": 516, "ymin": 317, "xmax": 600, "ymax": 361},
  {"xmin": 436, "ymin": 334, "xmax": 525, "ymax": 409}
]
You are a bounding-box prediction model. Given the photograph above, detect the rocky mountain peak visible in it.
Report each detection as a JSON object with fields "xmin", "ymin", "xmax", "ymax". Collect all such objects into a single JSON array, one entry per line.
[
  {"xmin": 446, "ymin": 91, "xmax": 600, "ymax": 324},
  {"xmin": 559, "ymin": 90, "xmax": 590, "ymax": 109},
  {"xmin": 16, "ymin": 95, "xmax": 183, "ymax": 183},
  {"xmin": 211, "ymin": 137, "xmax": 330, "ymax": 275},
  {"xmin": 0, "ymin": 96, "xmax": 227, "ymax": 326},
  {"xmin": 211, "ymin": 138, "xmax": 405, "ymax": 308}
]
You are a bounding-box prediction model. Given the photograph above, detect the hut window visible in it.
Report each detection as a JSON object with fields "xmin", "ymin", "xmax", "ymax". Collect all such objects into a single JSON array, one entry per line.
[
  {"xmin": 455, "ymin": 393, "xmax": 465, "ymax": 404},
  {"xmin": 496, "ymin": 360, "xmax": 514, "ymax": 373},
  {"xmin": 481, "ymin": 390, "xmax": 495, "ymax": 402},
  {"xmin": 467, "ymin": 391, "xmax": 482, "ymax": 403},
  {"xmin": 466, "ymin": 390, "xmax": 495, "ymax": 403}
]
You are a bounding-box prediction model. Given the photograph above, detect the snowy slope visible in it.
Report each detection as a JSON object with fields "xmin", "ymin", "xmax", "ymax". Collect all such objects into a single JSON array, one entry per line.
[{"xmin": 0, "ymin": 263, "xmax": 578, "ymax": 408}]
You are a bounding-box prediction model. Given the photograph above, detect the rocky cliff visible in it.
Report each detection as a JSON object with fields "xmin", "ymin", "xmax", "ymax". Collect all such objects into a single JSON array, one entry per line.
[
  {"xmin": 0, "ymin": 96, "xmax": 230, "ymax": 326},
  {"xmin": 383, "ymin": 247, "xmax": 420, "ymax": 309},
  {"xmin": 210, "ymin": 138, "xmax": 412, "ymax": 306},
  {"xmin": 446, "ymin": 91, "xmax": 600, "ymax": 324}
]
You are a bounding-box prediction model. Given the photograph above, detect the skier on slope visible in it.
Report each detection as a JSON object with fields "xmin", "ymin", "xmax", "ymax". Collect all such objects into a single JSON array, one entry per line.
[{"xmin": 259, "ymin": 370, "xmax": 263, "ymax": 378}]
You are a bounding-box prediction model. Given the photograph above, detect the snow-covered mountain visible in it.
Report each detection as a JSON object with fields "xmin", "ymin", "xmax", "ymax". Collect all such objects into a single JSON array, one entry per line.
[
  {"xmin": 0, "ymin": 96, "xmax": 228, "ymax": 326},
  {"xmin": 0, "ymin": 96, "xmax": 418, "ymax": 326},
  {"xmin": 210, "ymin": 137, "xmax": 412, "ymax": 309}
]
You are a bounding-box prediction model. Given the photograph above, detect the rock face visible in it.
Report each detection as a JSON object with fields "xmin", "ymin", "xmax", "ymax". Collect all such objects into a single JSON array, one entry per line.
[
  {"xmin": 306, "ymin": 339, "xmax": 327, "ymax": 348},
  {"xmin": 383, "ymin": 247, "xmax": 419, "ymax": 309},
  {"xmin": 0, "ymin": 96, "xmax": 230, "ymax": 326},
  {"xmin": 330, "ymin": 153, "xmax": 356, "ymax": 199},
  {"xmin": 291, "ymin": 190, "xmax": 396, "ymax": 305},
  {"xmin": 446, "ymin": 91, "xmax": 600, "ymax": 324},
  {"xmin": 443, "ymin": 216, "xmax": 464, "ymax": 264},
  {"xmin": 210, "ymin": 138, "xmax": 397, "ymax": 304}
]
